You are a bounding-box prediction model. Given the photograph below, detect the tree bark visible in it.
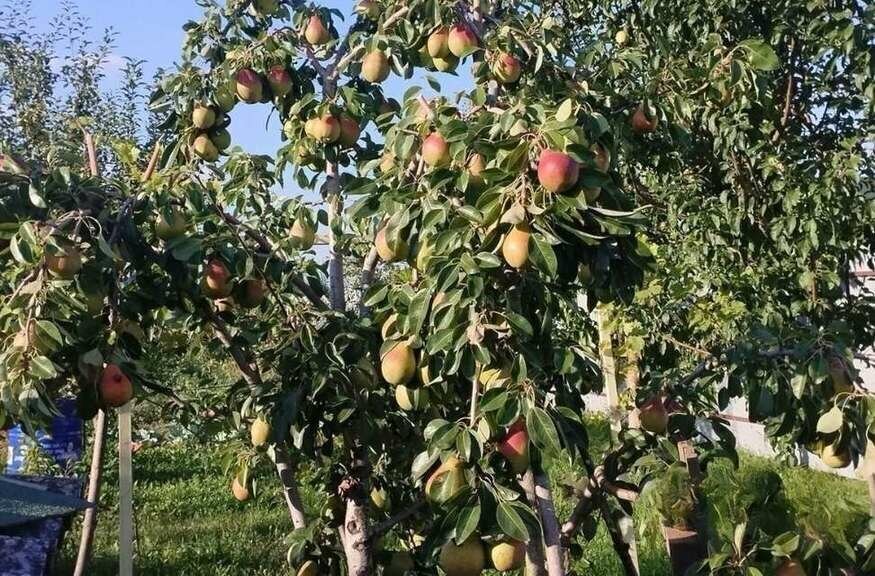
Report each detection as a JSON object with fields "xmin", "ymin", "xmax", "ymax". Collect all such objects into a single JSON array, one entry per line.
[
  {"xmin": 325, "ymin": 162, "xmax": 346, "ymax": 311},
  {"xmin": 599, "ymin": 499, "xmax": 640, "ymax": 576},
  {"xmin": 275, "ymin": 445, "xmax": 307, "ymax": 530},
  {"xmin": 534, "ymin": 472, "xmax": 566, "ymax": 576},
  {"xmin": 73, "ymin": 409, "xmax": 107, "ymax": 576},
  {"xmin": 520, "ymin": 471, "xmax": 548, "ymax": 576}
]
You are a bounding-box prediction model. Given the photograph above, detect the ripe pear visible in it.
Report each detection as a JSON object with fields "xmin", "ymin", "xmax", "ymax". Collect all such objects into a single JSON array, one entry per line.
[
  {"xmin": 375, "ymin": 227, "xmax": 409, "ymax": 262},
  {"xmin": 305, "ymin": 114, "xmax": 341, "ymax": 143},
  {"xmin": 267, "ymin": 65, "xmax": 293, "ymax": 97},
  {"xmin": 497, "ymin": 419, "xmax": 529, "ymax": 474},
  {"xmin": 425, "ymin": 457, "xmax": 466, "ymax": 503},
  {"xmin": 290, "ymin": 218, "xmax": 316, "ymax": 249},
  {"xmin": 447, "ymin": 24, "xmax": 478, "ymax": 58},
  {"xmin": 381, "ymin": 342, "xmax": 416, "ymax": 385},
  {"xmin": 639, "ymin": 396, "xmax": 668, "ymax": 434},
  {"xmin": 304, "ymin": 14, "xmax": 331, "ymax": 45},
  {"xmin": 467, "ymin": 153, "xmax": 486, "ymax": 186},
  {"xmin": 493, "ymin": 52, "xmax": 521, "ymax": 84},
  {"xmin": 538, "ymin": 149, "xmax": 580, "ymax": 193},
  {"xmin": 192, "ymin": 104, "xmax": 216, "ymax": 130},
  {"xmin": 615, "ymin": 29, "xmax": 629, "ymax": 45},
  {"xmin": 202, "ymin": 258, "xmax": 232, "ymax": 299},
  {"xmin": 501, "ymin": 223, "xmax": 531, "ymax": 268},
  {"xmin": 427, "ymin": 27, "xmax": 450, "ymax": 58},
  {"xmin": 45, "ymin": 246, "xmax": 82, "ymax": 279},
  {"xmin": 100, "ymin": 364, "xmax": 134, "ymax": 408},
  {"xmin": 820, "ymin": 443, "xmax": 851, "ymax": 469},
  {"xmin": 250, "ymin": 417, "xmax": 271, "ymax": 447},
  {"xmin": 237, "ymin": 278, "xmax": 267, "ymax": 308},
  {"xmin": 775, "ymin": 558, "xmax": 806, "ymax": 576},
  {"xmin": 489, "ymin": 539, "xmax": 525, "ymax": 571},
  {"xmin": 422, "ymin": 132, "xmax": 450, "ymax": 167},
  {"xmin": 384, "ymin": 551, "xmax": 414, "ymax": 576},
  {"xmin": 361, "ymin": 50, "xmax": 390, "ymax": 83},
  {"xmin": 631, "ymin": 105, "xmax": 658, "ymax": 133},
  {"xmin": 155, "ymin": 207, "xmax": 188, "ymax": 240},
  {"xmin": 231, "ymin": 477, "xmax": 250, "ymax": 501},
  {"xmin": 235, "ymin": 68, "xmax": 264, "ymax": 103},
  {"xmin": 192, "ymin": 134, "xmax": 219, "ymax": 162},
  {"xmin": 338, "ymin": 113, "xmax": 361, "ymax": 147},
  {"xmin": 439, "ymin": 537, "xmax": 485, "ymax": 576}
]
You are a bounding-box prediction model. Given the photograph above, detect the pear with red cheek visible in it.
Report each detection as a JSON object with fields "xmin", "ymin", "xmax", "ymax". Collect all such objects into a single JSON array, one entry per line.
[
  {"xmin": 538, "ymin": 149, "xmax": 580, "ymax": 194},
  {"xmin": 338, "ymin": 114, "xmax": 361, "ymax": 148},
  {"xmin": 447, "ymin": 24, "xmax": 478, "ymax": 57},
  {"xmin": 304, "ymin": 14, "xmax": 331, "ymax": 46},
  {"xmin": 100, "ymin": 364, "xmax": 134, "ymax": 408},
  {"xmin": 498, "ymin": 419, "xmax": 530, "ymax": 474},
  {"xmin": 631, "ymin": 104, "xmax": 658, "ymax": 134},
  {"xmin": 201, "ymin": 258, "xmax": 233, "ymax": 299},
  {"xmin": 235, "ymin": 69, "xmax": 264, "ymax": 104},
  {"xmin": 267, "ymin": 65, "xmax": 293, "ymax": 97},
  {"xmin": 422, "ymin": 132, "xmax": 450, "ymax": 168},
  {"xmin": 427, "ymin": 27, "xmax": 450, "ymax": 58},
  {"xmin": 361, "ymin": 50, "xmax": 390, "ymax": 83},
  {"xmin": 493, "ymin": 52, "xmax": 522, "ymax": 84}
]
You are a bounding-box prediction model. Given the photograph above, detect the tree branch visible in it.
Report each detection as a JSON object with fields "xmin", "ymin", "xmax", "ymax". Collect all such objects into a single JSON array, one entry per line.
[{"xmin": 365, "ymin": 500, "xmax": 427, "ymax": 541}]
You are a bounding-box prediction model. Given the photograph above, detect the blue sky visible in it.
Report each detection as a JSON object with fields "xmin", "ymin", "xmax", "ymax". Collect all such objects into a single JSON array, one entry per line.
[{"xmin": 27, "ymin": 1, "xmax": 472, "ymax": 163}]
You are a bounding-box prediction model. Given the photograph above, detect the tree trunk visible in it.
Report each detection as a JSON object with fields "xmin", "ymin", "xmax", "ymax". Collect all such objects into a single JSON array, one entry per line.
[
  {"xmin": 341, "ymin": 497, "xmax": 371, "ymax": 576},
  {"xmin": 73, "ymin": 409, "xmax": 107, "ymax": 576},
  {"xmin": 599, "ymin": 499, "xmax": 640, "ymax": 576},
  {"xmin": 597, "ymin": 307, "xmax": 621, "ymax": 445},
  {"xmin": 534, "ymin": 472, "xmax": 566, "ymax": 576},
  {"xmin": 520, "ymin": 471, "xmax": 547, "ymax": 576},
  {"xmin": 275, "ymin": 445, "xmax": 307, "ymax": 530}
]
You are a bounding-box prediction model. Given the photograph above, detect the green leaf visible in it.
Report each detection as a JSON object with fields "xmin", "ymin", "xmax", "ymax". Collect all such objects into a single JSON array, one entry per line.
[
  {"xmin": 740, "ymin": 39, "xmax": 780, "ymax": 71},
  {"xmin": 771, "ymin": 531, "xmax": 800, "ymax": 556},
  {"xmin": 816, "ymin": 406, "xmax": 843, "ymax": 434},
  {"xmin": 505, "ymin": 312, "xmax": 533, "ymax": 339},
  {"xmin": 556, "ymin": 98, "xmax": 575, "ymax": 122},
  {"xmin": 454, "ymin": 501, "xmax": 481, "ymax": 544},
  {"xmin": 496, "ymin": 500, "xmax": 529, "ymax": 542},
  {"xmin": 29, "ymin": 355, "xmax": 58, "ymax": 379},
  {"xmin": 528, "ymin": 406, "xmax": 562, "ymax": 456},
  {"xmin": 529, "ymin": 235, "xmax": 558, "ymax": 277}
]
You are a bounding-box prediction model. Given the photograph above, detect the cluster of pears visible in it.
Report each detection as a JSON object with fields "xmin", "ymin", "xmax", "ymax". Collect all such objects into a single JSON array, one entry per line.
[
  {"xmin": 200, "ymin": 258, "xmax": 268, "ymax": 310},
  {"xmin": 379, "ymin": 314, "xmax": 430, "ymax": 412},
  {"xmin": 190, "ymin": 104, "xmax": 231, "ymax": 162},
  {"xmin": 438, "ymin": 535, "xmax": 526, "ymax": 575},
  {"xmin": 301, "ymin": 111, "xmax": 361, "ymax": 148},
  {"xmin": 418, "ymin": 22, "xmax": 480, "ymax": 73}
]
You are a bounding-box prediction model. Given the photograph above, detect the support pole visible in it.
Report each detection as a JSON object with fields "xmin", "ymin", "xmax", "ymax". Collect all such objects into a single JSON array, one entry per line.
[
  {"xmin": 118, "ymin": 401, "xmax": 134, "ymax": 576},
  {"xmin": 73, "ymin": 409, "xmax": 107, "ymax": 576}
]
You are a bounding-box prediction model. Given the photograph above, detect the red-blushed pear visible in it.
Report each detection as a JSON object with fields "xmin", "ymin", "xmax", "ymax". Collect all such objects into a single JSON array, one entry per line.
[
  {"xmin": 493, "ymin": 52, "xmax": 521, "ymax": 84},
  {"xmin": 338, "ymin": 113, "xmax": 361, "ymax": 147},
  {"xmin": 820, "ymin": 442, "xmax": 851, "ymax": 469},
  {"xmin": 501, "ymin": 223, "xmax": 531, "ymax": 269},
  {"xmin": 100, "ymin": 364, "xmax": 133, "ymax": 408},
  {"xmin": 305, "ymin": 114, "xmax": 341, "ymax": 143},
  {"xmin": 631, "ymin": 104, "xmax": 658, "ymax": 133},
  {"xmin": 304, "ymin": 14, "xmax": 331, "ymax": 45},
  {"xmin": 202, "ymin": 258, "xmax": 232, "ymax": 299},
  {"xmin": 290, "ymin": 218, "xmax": 316, "ymax": 249},
  {"xmin": 191, "ymin": 104, "xmax": 216, "ymax": 130},
  {"xmin": 439, "ymin": 537, "xmax": 486, "ymax": 576},
  {"xmin": 375, "ymin": 227, "xmax": 409, "ymax": 262},
  {"xmin": 295, "ymin": 560, "xmax": 317, "ymax": 576},
  {"xmin": 383, "ymin": 551, "xmax": 414, "ymax": 576},
  {"xmin": 776, "ymin": 559, "xmax": 806, "ymax": 576},
  {"xmin": 381, "ymin": 342, "xmax": 416, "ymax": 385},
  {"xmin": 192, "ymin": 134, "xmax": 219, "ymax": 162},
  {"xmin": 447, "ymin": 24, "xmax": 478, "ymax": 57},
  {"xmin": 422, "ymin": 132, "xmax": 450, "ymax": 167},
  {"xmin": 425, "ymin": 456, "xmax": 466, "ymax": 503},
  {"xmin": 266, "ymin": 65, "xmax": 293, "ymax": 97},
  {"xmin": 427, "ymin": 27, "xmax": 450, "ymax": 58},
  {"xmin": 250, "ymin": 417, "xmax": 271, "ymax": 447},
  {"xmin": 231, "ymin": 477, "xmax": 250, "ymax": 501},
  {"xmin": 489, "ymin": 539, "xmax": 526, "ymax": 571},
  {"xmin": 237, "ymin": 278, "xmax": 267, "ymax": 308},
  {"xmin": 639, "ymin": 395, "xmax": 669, "ymax": 434},
  {"xmin": 45, "ymin": 246, "xmax": 82, "ymax": 279},
  {"xmin": 538, "ymin": 149, "xmax": 580, "ymax": 193},
  {"xmin": 361, "ymin": 50, "xmax": 390, "ymax": 83},
  {"xmin": 235, "ymin": 68, "xmax": 263, "ymax": 103},
  {"xmin": 497, "ymin": 419, "xmax": 530, "ymax": 474},
  {"xmin": 155, "ymin": 207, "xmax": 188, "ymax": 240}
]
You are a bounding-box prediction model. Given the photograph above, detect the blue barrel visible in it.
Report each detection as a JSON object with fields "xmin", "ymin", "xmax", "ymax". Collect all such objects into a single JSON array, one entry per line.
[{"xmin": 5, "ymin": 398, "xmax": 84, "ymax": 475}]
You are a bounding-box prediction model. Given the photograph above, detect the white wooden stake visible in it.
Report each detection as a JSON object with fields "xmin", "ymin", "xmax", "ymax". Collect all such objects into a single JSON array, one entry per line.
[{"xmin": 118, "ymin": 401, "xmax": 134, "ymax": 576}]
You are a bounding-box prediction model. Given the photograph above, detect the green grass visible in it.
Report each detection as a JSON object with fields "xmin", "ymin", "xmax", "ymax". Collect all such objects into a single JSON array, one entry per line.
[{"xmin": 53, "ymin": 418, "xmax": 869, "ymax": 575}]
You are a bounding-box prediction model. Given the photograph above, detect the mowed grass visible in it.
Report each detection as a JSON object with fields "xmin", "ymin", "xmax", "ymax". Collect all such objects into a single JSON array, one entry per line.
[{"xmin": 54, "ymin": 418, "xmax": 869, "ymax": 575}]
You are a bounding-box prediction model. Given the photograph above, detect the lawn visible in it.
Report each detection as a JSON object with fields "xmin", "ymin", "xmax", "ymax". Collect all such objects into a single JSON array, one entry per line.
[{"xmin": 52, "ymin": 417, "xmax": 869, "ymax": 575}]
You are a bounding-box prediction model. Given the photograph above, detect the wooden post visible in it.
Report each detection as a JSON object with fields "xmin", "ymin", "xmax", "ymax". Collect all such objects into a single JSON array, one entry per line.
[
  {"xmin": 118, "ymin": 402, "xmax": 134, "ymax": 576},
  {"xmin": 625, "ymin": 351, "xmax": 641, "ymax": 429},
  {"xmin": 73, "ymin": 409, "xmax": 106, "ymax": 576},
  {"xmin": 597, "ymin": 306, "xmax": 621, "ymax": 445}
]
